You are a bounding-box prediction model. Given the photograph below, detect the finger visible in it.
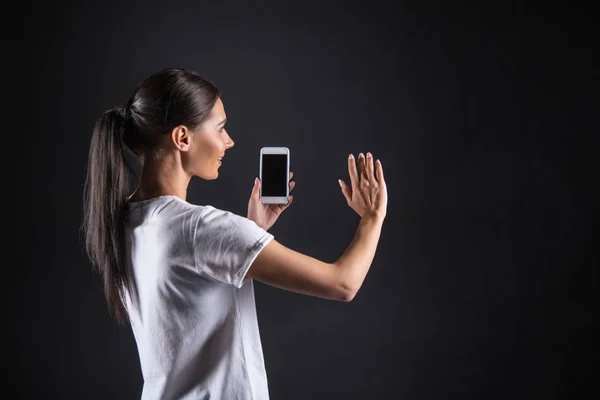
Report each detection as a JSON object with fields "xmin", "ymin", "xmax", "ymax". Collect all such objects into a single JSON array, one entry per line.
[
  {"xmin": 289, "ymin": 180, "xmax": 296, "ymax": 193},
  {"xmin": 348, "ymin": 154, "xmax": 359, "ymax": 191},
  {"xmin": 254, "ymin": 177, "xmax": 261, "ymax": 199},
  {"xmin": 289, "ymin": 171, "xmax": 294, "ymax": 179},
  {"xmin": 375, "ymin": 159, "xmax": 385, "ymax": 185},
  {"xmin": 366, "ymin": 152, "xmax": 375, "ymax": 181},
  {"xmin": 339, "ymin": 179, "xmax": 351, "ymax": 203},
  {"xmin": 359, "ymin": 153, "xmax": 367, "ymax": 180}
]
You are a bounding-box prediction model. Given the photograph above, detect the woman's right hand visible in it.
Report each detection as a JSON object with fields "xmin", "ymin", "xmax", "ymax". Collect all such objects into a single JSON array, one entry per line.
[{"xmin": 339, "ymin": 152, "xmax": 388, "ymax": 219}]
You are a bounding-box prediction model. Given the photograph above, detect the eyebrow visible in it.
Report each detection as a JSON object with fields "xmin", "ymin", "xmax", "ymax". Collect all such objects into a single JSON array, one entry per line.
[{"xmin": 218, "ymin": 119, "xmax": 227, "ymax": 126}]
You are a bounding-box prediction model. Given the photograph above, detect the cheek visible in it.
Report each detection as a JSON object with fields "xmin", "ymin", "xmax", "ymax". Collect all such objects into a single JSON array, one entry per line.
[
  {"xmin": 193, "ymin": 144, "xmax": 218, "ymax": 166},
  {"xmin": 191, "ymin": 136, "xmax": 221, "ymax": 162}
]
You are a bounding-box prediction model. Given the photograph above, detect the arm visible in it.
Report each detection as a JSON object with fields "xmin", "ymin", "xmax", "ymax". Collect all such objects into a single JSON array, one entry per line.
[
  {"xmin": 247, "ymin": 239, "xmax": 349, "ymax": 302},
  {"xmin": 333, "ymin": 212, "xmax": 385, "ymax": 301},
  {"xmin": 246, "ymin": 211, "xmax": 384, "ymax": 302}
]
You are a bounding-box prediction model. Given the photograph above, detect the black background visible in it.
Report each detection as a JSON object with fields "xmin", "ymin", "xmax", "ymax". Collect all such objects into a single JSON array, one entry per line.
[{"xmin": 17, "ymin": 1, "xmax": 598, "ymax": 399}]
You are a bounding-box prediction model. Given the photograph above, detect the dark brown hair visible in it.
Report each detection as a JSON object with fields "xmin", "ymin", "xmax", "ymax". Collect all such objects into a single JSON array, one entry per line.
[{"xmin": 82, "ymin": 68, "xmax": 220, "ymax": 324}]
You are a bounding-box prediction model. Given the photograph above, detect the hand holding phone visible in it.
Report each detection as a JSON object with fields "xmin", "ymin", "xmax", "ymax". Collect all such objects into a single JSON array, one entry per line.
[{"xmin": 260, "ymin": 147, "xmax": 290, "ymax": 204}]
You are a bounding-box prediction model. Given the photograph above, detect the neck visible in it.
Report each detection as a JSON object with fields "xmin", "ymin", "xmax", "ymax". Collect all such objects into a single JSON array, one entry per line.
[{"xmin": 128, "ymin": 151, "xmax": 191, "ymax": 202}]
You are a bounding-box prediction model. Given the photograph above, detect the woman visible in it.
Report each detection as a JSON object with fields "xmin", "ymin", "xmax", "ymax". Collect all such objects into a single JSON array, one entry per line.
[{"xmin": 82, "ymin": 67, "xmax": 387, "ymax": 399}]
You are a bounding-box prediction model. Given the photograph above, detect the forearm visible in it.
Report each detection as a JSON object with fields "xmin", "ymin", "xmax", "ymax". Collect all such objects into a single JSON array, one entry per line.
[{"xmin": 334, "ymin": 212, "xmax": 385, "ymax": 297}]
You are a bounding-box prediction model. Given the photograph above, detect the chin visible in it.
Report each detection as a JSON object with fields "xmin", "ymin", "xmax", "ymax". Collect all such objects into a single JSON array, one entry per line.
[{"xmin": 195, "ymin": 171, "xmax": 219, "ymax": 180}]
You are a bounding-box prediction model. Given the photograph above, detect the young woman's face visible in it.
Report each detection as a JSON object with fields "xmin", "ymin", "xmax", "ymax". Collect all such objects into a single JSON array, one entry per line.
[{"xmin": 186, "ymin": 97, "xmax": 234, "ymax": 179}]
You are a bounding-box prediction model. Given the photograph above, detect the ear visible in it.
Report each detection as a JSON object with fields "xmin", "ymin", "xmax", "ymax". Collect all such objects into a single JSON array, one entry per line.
[{"xmin": 171, "ymin": 125, "xmax": 191, "ymax": 151}]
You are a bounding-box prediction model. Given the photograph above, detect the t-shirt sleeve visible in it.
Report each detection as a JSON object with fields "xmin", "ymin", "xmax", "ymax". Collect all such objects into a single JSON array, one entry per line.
[{"xmin": 193, "ymin": 206, "xmax": 275, "ymax": 288}]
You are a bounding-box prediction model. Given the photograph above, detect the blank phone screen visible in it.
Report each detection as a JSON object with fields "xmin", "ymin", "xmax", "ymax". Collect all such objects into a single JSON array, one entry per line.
[{"xmin": 262, "ymin": 154, "xmax": 288, "ymax": 196}]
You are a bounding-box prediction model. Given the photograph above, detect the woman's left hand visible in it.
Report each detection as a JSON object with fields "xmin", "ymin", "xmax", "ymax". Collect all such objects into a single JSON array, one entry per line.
[{"xmin": 247, "ymin": 172, "xmax": 295, "ymax": 231}]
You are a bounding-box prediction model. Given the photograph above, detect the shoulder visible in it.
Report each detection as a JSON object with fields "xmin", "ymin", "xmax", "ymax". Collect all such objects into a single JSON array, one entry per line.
[
  {"xmin": 194, "ymin": 205, "xmax": 268, "ymax": 239},
  {"xmin": 195, "ymin": 205, "xmax": 255, "ymax": 228},
  {"xmin": 200, "ymin": 204, "xmax": 238, "ymax": 221},
  {"xmin": 130, "ymin": 196, "xmax": 212, "ymax": 231}
]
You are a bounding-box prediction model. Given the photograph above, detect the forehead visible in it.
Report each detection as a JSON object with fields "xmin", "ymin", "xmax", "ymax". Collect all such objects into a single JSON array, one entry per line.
[{"xmin": 209, "ymin": 97, "xmax": 226, "ymax": 120}]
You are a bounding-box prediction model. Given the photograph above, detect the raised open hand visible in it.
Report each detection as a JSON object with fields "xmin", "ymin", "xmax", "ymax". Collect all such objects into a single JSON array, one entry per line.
[{"xmin": 339, "ymin": 153, "xmax": 387, "ymax": 219}]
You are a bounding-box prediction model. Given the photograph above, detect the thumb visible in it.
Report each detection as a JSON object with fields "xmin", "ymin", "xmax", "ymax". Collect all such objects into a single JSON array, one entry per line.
[{"xmin": 254, "ymin": 177, "xmax": 260, "ymax": 195}]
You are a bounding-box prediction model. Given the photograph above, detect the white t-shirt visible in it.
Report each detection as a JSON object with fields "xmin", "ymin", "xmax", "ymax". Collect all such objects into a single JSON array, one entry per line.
[{"xmin": 122, "ymin": 195, "xmax": 275, "ymax": 400}]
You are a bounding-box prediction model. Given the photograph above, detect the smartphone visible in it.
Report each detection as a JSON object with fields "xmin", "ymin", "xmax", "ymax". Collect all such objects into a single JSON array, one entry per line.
[{"xmin": 259, "ymin": 147, "xmax": 290, "ymax": 204}]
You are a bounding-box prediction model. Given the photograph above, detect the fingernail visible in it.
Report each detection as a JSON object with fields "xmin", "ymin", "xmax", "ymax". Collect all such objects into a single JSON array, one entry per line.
[
  {"xmin": 338, "ymin": 179, "xmax": 343, "ymax": 188},
  {"xmin": 255, "ymin": 177, "xmax": 258, "ymax": 184},
  {"xmin": 348, "ymin": 154, "xmax": 354, "ymax": 159},
  {"xmin": 367, "ymin": 152, "xmax": 372, "ymax": 158}
]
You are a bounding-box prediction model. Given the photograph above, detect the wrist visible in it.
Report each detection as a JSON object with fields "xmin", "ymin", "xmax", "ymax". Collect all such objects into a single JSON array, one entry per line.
[{"xmin": 362, "ymin": 210, "xmax": 386, "ymax": 223}]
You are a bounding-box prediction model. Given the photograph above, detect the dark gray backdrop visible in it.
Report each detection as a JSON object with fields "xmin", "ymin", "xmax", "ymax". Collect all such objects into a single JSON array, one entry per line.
[{"xmin": 18, "ymin": 1, "xmax": 598, "ymax": 399}]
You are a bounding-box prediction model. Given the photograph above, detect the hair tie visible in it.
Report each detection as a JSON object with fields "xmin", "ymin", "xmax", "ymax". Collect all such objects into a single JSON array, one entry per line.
[{"xmin": 114, "ymin": 105, "xmax": 129, "ymax": 136}]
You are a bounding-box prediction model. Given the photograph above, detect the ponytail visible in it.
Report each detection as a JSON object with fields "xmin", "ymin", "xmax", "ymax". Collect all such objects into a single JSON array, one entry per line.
[{"xmin": 82, "ymin": 106, "xmax": 131, "ymax": 324}]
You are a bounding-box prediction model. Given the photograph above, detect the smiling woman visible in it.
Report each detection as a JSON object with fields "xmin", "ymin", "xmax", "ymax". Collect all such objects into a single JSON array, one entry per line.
[
  {"xmin": 83, "ymin": 68, "xmax": 267, "ymax": 398},
  {"xmin": 82, "ymin": 67, "xmax": 282, "ymax": 399}
]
